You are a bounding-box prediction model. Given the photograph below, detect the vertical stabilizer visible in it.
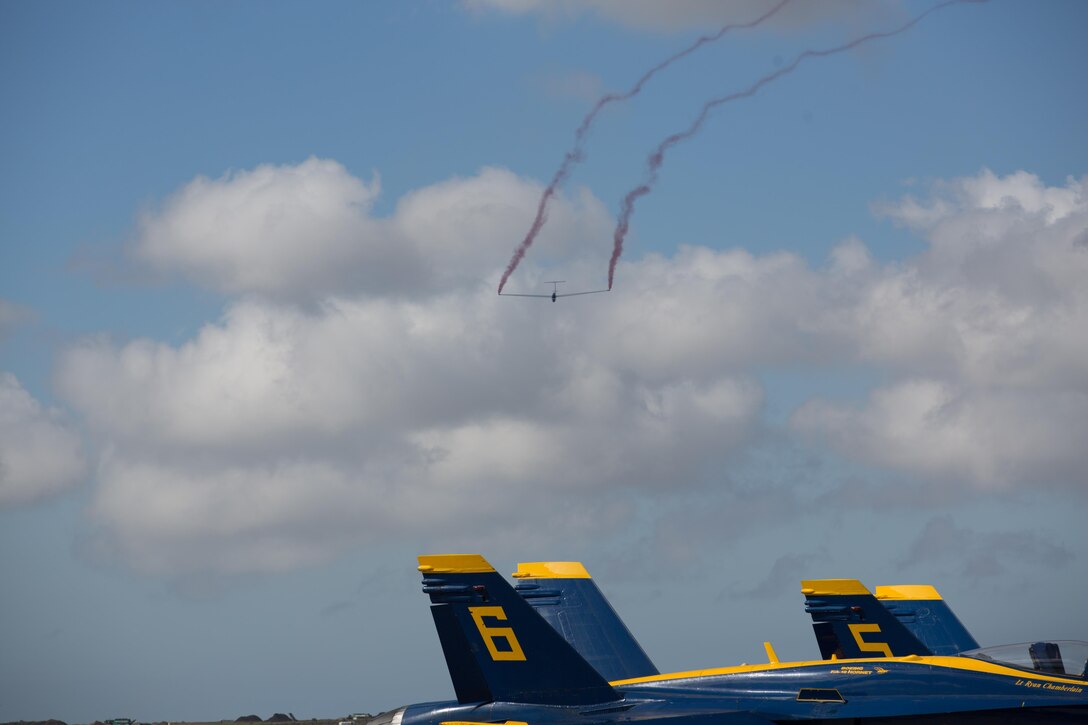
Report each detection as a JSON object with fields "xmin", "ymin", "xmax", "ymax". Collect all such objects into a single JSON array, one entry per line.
[
  {"xmin": 513, "ymin": 561, "xmax": 658, "ymax": 682},
  {"xmin": 875, "ymin": 584, "xmax": 980, "ymax": 655},
  {"xmin": 801, "ymin": 579, "xmax": 930, "ymax": 658},
  {"xmin": 419, "ymin": 554, "xmax": 620, "ymax": 706}
]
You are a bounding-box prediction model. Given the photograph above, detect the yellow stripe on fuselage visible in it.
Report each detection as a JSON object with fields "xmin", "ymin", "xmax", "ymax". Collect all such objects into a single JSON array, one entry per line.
[{"xmin": 610, "ymin": 655, "xmax": 1088, "ymax": 688}]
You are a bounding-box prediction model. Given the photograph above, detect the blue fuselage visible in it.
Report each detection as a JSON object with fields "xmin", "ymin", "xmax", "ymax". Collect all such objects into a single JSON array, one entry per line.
[{"xmin": 398, "ymin": 657, "xmax": 1088, "ymax": 725}]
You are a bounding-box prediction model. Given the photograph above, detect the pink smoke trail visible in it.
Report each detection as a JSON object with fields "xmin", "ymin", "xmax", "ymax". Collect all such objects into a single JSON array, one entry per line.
[
  {"xmin": 607, "ymin": 0, "xmax": 988, "ymax": 290},
  {"xmin": 497, "ymin": 0, "xmax": 793, "ymax": 294}
]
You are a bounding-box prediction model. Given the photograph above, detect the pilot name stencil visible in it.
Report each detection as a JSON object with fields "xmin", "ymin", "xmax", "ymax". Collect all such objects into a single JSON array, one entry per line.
[{"xmin": 1014, "ymin": 680, "xmax": 1085, "ymax": 694}]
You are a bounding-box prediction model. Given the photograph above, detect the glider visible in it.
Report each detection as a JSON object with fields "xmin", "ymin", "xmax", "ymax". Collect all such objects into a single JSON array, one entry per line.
[{"xmin": 500, "ymin": 280, "xmax": 609, "ymax": 303}]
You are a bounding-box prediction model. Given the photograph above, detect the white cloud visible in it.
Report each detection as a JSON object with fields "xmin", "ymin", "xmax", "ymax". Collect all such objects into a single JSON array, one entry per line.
[
  {"xmin": 795, "ymin": 171, "xmax": 1088, "ymax": 488},
  {"xmin": 0, "ymin": 373, "xmax": 87, "ymax": 507},
  {"xmin": 135, "ymin": 158, "xmax": 385, "ymax": 298},
  {"xmin": 880, "ymin": 169, "xmax": 1083, "ymax": 230},
  {"xmin": 133, "ymin": 159, "xmax": 612, "ymax": 300},
  {"xmin": 60, "ymin": 278, "xmax": 764, "ymax": 576},
  {"xmin": 69, "ymin": 363, "xmax": 762, "ymax": 577},
  {"xmin": 62, "ymin": 165, "xmax": 1088, "ymax": 579},
  {"xmin": 586, "ymin": 246, "xmax": 849, "ymax": 380},
  {"xmin": 793, "ymin": 381, "xmax": 1088, "ymax": 488}
]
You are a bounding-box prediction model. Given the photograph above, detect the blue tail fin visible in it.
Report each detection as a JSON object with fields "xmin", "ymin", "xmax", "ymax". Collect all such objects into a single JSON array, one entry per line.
[
  {"xmin": 419, "ymin": 554, "xmax": 621, "ymax": 706},
  {"xmin": 513, "ymin": 561, "xmax": 658, "ymax": 682},
  {"xmin": 801, "ymin": 579, "xmax": 929, "ymax": 658},
  {"xmin": 873, "ymin": 584, "xmax": 980, "ymax": 655}
]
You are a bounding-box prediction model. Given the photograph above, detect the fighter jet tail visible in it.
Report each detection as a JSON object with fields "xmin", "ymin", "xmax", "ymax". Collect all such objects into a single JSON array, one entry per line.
[
  {"xmin": 801, "ymin": 579, "xmax": 930, "ymax": 659},
  {"xmin": 513, "ymin": 561, "xmax": 659, "ymax": 682},
  {"xmin": 419, "ymin": 554, "xmax": 621, "ymax": 706},
  {"xmin": 872, "ymin": 584, "xmax": 980, "ymax": 655}
]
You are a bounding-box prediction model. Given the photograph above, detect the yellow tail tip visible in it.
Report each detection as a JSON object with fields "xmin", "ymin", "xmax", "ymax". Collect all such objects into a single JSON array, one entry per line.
[
  {"xmin": 417, "ymin": 554, "xmax": 495, "ymax": 573},
  {"xmin": 875, "ymin": 584, "xmax": 943, "ymax": 600},
  {"xmin": 513, "ymin": 561, "xmax": 591, "ymax": 579},
  {"xmin": 801, "ymin": 579, "xmax": 871, "ymax": 596}
]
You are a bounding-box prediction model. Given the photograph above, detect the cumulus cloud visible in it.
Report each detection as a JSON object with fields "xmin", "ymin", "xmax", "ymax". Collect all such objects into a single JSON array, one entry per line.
[
  {"xmin": 133, "ymin": 158, "xmax": 611, "ymax": 300},
  {"xmin": 69, "ymin": 373, "xmax": 762, "ymax": 578},
  {"xmin": 794, "ymin": 171, "xmax": 1088, "ymax": 489},
  {"xmin": 878, "ymin": 169, "xmax": 1083, "ymax": 230},
  {"xmin": 462, "ymin": 0, "xmax": 881, "ymax": 33},
  {"xmin": 0, "ymin": 373, "xmax": 87, "ymax": 507},
  {"xmin": 583, "ymin": 246, "xmax": 849, "ymax": 380},
  {"xmin": 59, "ymin": 290, "xmax": 764, "ymax": 577},
  {"xmin": 62, "ymin": 164, "xmax": 1088, "ymax": 579},
  {"xmin": 135, "ymin": 158, "xmax": 384, "ymax": 297},
  {"xmin": 794, "ymin": 382, "xmax": 1088, "ymax": 488}
]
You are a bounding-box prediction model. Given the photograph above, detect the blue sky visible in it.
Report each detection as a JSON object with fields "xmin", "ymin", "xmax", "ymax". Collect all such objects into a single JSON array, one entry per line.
[{"xmin": 2, "ymin": 0, "xmax": 1087, "ymax": 721}]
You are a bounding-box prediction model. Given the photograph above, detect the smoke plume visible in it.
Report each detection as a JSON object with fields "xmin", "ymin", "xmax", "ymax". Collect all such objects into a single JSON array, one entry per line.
[
  {"xmin": 497, "ymin": 0, "xmax": 792, "ymax": 293},
  {"xmin": 607, "ymin": 0, "xmax": 987, "ymax": 290}
]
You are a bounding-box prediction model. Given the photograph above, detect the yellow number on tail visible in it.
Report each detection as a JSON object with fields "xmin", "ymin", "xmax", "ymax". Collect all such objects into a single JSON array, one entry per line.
[
  {"xmin": 848, "ymin": 623, "xmax": 893, "ymax": 657},
  {"xmin": 469, "ymin": 606, "xmax": 527, "ymax": 661}
]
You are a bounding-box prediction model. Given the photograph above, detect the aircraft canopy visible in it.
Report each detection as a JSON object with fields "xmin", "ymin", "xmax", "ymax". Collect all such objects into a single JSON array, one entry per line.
[{"xmin": 961, "ymin": 640, "xmax": 1088, "ymax": 679}]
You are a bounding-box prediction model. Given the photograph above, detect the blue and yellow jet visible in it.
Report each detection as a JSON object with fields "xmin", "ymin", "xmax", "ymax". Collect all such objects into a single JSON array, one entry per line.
[
  {"xmin": 800, "ymin": 579, "xmax": 1088, "ymax": 694},
  {"xmin": 801, "ymin": 579, "xmax": 980, "ymax": 659},
  {"xmin": 377, "ymin": 554, "xmax": 1087, "ymax": 725}
]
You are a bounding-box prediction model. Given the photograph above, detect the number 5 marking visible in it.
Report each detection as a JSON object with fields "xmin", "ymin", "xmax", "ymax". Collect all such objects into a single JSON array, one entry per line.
[
  {"xmin": 469, "ymin": 606, "xmax": 527, "ymax": 661},
  {"xmin": 848, "ymin": 623, "xmax": 893, "ymax": 657}
]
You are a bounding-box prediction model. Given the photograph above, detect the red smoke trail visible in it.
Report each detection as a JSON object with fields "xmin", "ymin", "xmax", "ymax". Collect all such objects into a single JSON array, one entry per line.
[
  {"xmin": 497, "ymin": 0, "xmax": 793, "ymax": 294},
  {"xmin": 607, "ymin": 0, "xmax": 988, "ymax": 290}
]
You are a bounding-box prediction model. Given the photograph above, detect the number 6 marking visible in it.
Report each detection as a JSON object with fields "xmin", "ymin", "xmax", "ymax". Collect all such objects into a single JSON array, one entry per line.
[{"xmin": 469, "ymin": 606, "xmax": 527, "ymax": 661}]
